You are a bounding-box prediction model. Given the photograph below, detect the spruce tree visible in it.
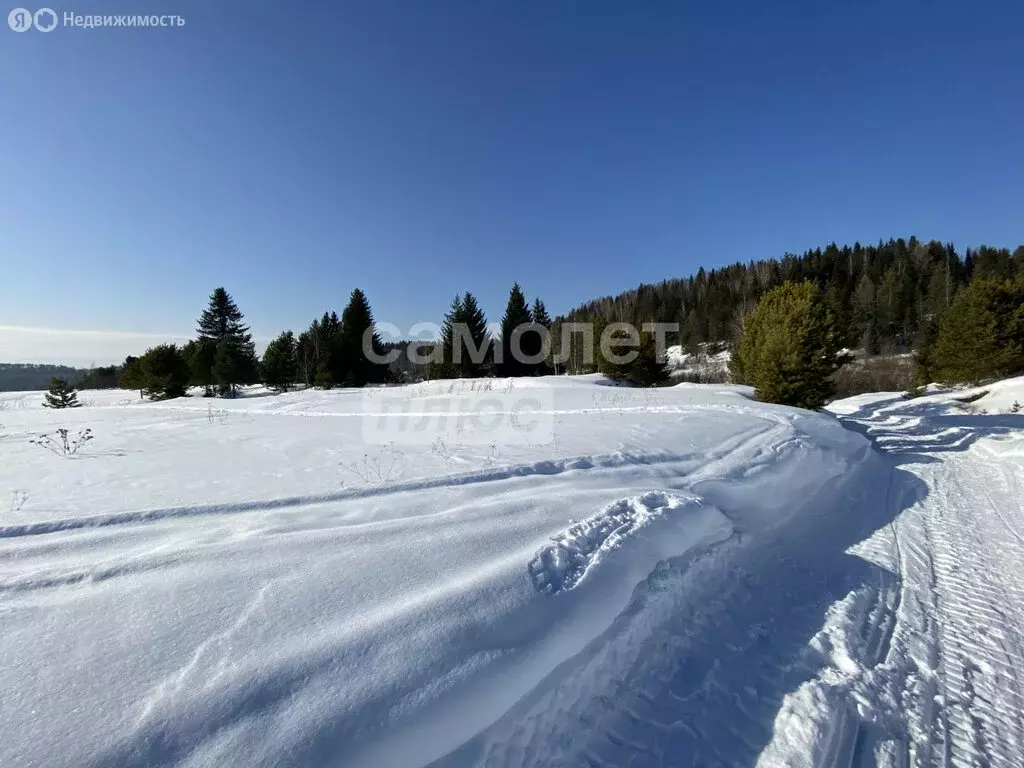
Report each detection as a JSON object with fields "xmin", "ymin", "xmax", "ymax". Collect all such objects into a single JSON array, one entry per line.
[
  {"xmin": 339, "ymin": 289, "xmax": 389, "ymax": 386},
  {"xmin": 532, "ymin": 298, "xmax": 553, "ymax": 375},
  {"xmin": 198, "ymin": 287, "xmax": 247, "ymax": 340},
  {"xmin": 457, "ymin": 292, "xmax": 492, "ymax": 377},
  {"xmin": 531, "ymin": 298, "xmax": 552, "ymax": 329},
  {"xmin": 499, "ymin": 283, "xmax": 534, "ymax": 377},
  {"xmin": 433, "ymin": 293, "xmax": 492, "ymax": 378},
  {"xmin": 303, "ymin": 311, "xmax": 346, "ymax": 386},
  {"xmin": 296, "ymin": 330, "xmax": 314, "ymax": 387},
  {"xmin": 262, "ymin": 331, "xmax": 298, "ymax": 392},
  {"xmin": 43, "ymin": 378, "xmax": 81, "ymax": 409},
  {"xmin": 196, "ymin": 287, "xmax": 258, "ymax": 395},
  {"xmin": 731, "ymin": 281, "xmax": 847, "ymax": 408},
  {"xmin": 433, "ymin": 295, "xmax": 464, "ymax": 379}
]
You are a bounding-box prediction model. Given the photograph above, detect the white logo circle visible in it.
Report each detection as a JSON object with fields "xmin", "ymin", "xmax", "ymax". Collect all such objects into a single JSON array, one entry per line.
[
  {"xmin": 8, "ymin": 7, "xmax": 33, "ymax": 31},
  {"xmin": 33, "ymin": 7, "xmax": 57, "ymax": 31}
]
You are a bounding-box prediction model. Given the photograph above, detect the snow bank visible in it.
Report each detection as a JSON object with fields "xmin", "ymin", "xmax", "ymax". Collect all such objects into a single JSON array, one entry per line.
[{"xmin": 971, "ymin": 374, "xmax": 1024, "ymax": 414}]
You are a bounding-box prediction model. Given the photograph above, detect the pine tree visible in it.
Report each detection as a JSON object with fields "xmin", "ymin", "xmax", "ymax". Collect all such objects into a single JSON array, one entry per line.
[
  {"xmin": 627, "ymin": 331, "xmax": 671, "ymax": 387},
  {"xmin": 137, "ymin": 344, "xmax": 191, "ymax": 400},
  {"xmin": 589, "ymin": 316, "xmax": 610, "ymax": 376},
  {"xmin": 597, "ymin": 321, "xmax": 636, "ymax": 381},
  {"xmin": 196, "ymin": 287, "xmax": 258, "ymax": 395},
  {"xmin": 43, "ymin": 378, "xmax": 81, "ymax": 408},
  {"xmin": 183, "ymin": 338, "xmax": 217, "ymax": 396},
  {"xmin": 914, "ymin": 319, "xmax": 941, "ymax": 385},
  {"xmin": 338, "ymin": 289, "xmax": 389, "ymax": 386},
  {"xmin": 931, "ymin": 277, "xmax": 1024, "ymax": 384},
  {"xmin": 296, "ymin": 330, "xmax": 314, "ymax": 387},
  {"xmin": 213, "ymin": 338, "xmax": 248, "ymax": 398},
  {"xmin": 312, "ymin": 311, "xmax": 345, "ymax": 386},
  {"xmin": 118, "ymin": 356, "xmax": 144, "ymax": 397},
  {"xmin": 261, "ymin": 331, "xmax": 298, "ymax": 392},
  {"xmin": 731, "ymin": 281, "xmax": 847, "ymax": 408},
  {"xmin": 499, "ymin": 283, "xmax": 534, "ymax": 377},
  {"xmin": 875, "ymin": 267, "xmax": 902, "ymax": 349},
  {"xmin": 853, "ymin": 272, "xmax": 879, "ymax": 355}
]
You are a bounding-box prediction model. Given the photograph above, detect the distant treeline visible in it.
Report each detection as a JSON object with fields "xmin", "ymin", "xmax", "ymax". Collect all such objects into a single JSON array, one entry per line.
[
  {"xmin": 0, "ymin": 363, "xmax": 95, "ymax": 392},
  {"xmin": 8, "ymin": 235, "xmax": 1022, "ymax": 398},
  {"xmin": 557, "ymin": 237, "xmax": 1024, "ymax": 354}
]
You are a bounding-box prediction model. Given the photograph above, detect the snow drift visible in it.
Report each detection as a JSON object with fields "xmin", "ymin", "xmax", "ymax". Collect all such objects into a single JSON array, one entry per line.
[{"xmin": 0, "ymin": 376, "xmax": 880, "ymax": 767}]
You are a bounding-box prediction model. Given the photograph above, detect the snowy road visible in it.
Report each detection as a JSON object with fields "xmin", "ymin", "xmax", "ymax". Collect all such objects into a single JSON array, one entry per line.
[{"xmin": 828, "ymin": 390, "xmax": 1024, "ymax": 768}]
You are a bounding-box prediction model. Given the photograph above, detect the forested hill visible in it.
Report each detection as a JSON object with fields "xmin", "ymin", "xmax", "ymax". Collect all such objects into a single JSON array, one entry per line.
[
  {"xmin": 558, "ymin": 238, "xmax": 1024, "ymax": 353},
  {"xmin": 0, "ymin": 363, "xmax": 90, "ymax": 392}
]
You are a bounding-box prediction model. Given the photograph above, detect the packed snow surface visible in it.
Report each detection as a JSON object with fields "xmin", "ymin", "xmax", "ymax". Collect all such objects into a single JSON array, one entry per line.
[{"xmin": 1, "ymin": 374, "xmax": 1022, "ymax": 766}]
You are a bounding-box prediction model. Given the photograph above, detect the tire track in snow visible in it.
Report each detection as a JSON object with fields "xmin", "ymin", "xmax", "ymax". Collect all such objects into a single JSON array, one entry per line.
[
  {"xmin": 920, "ymin": 461, "xmax": 1024, "ymax": 767},
  {"xmin": 838, "ymin": 401, "xmax": 1024, "ymax": 768}
]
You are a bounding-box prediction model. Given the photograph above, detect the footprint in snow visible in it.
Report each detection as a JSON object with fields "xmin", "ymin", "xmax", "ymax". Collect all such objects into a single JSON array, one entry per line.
[{"xmin": 528, "ymin": 491, "xmax": 701, "ymax": 595}]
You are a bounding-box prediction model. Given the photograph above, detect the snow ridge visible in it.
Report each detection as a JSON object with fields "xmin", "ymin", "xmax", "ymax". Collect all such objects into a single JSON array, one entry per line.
[{"xmin": 528, "ymin": 491, "xmax": 705, "ymax": 595}]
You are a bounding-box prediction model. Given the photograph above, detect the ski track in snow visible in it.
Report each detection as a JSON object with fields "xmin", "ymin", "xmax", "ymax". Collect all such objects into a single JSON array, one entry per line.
[{"xmin": 0, "ymin": 415, "xmax": 785, "ymax": 545}]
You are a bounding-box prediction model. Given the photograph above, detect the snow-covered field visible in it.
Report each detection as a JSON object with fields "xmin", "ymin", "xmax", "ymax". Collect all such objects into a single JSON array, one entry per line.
[{"xmin": 1, "ymin": 375, "xmax": 1022, "ymax": 766}]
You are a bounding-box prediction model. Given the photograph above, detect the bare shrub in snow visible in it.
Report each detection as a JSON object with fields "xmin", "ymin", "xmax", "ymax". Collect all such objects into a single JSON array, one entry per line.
[
  {"xmin": 673, "ymin": 363, "xmax": 730, "ymax": 384},
  {"xmin": 484, "ymin": 441, "xmax": 500, "ymax": 465},
  {"xmin": 207, "ymin": 405, "xmax": 230, "ymax": 424},
  {"xmin": 832, "ymin": 355, "xmax": 916, "ymax": 399},
  {"xmin": 9, "ymin": 490, "xmax": 28, "ymax": 513},
  {"xmin": 431, "ymin": 436, "xmax": 454, "ymax": 462},
  {"xmin": 340, "ymin": 443, "xmax": 405, "ymax": 484},
  {"xmin": 29, "ymin": 428, "xmax": 94, "ymax": 457}
]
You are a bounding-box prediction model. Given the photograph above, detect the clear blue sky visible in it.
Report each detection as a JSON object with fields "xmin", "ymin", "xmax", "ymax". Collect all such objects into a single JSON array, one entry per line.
[{"xmin": 2, "ymin": 0, "xmax": 1022, "ymax": 363}]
